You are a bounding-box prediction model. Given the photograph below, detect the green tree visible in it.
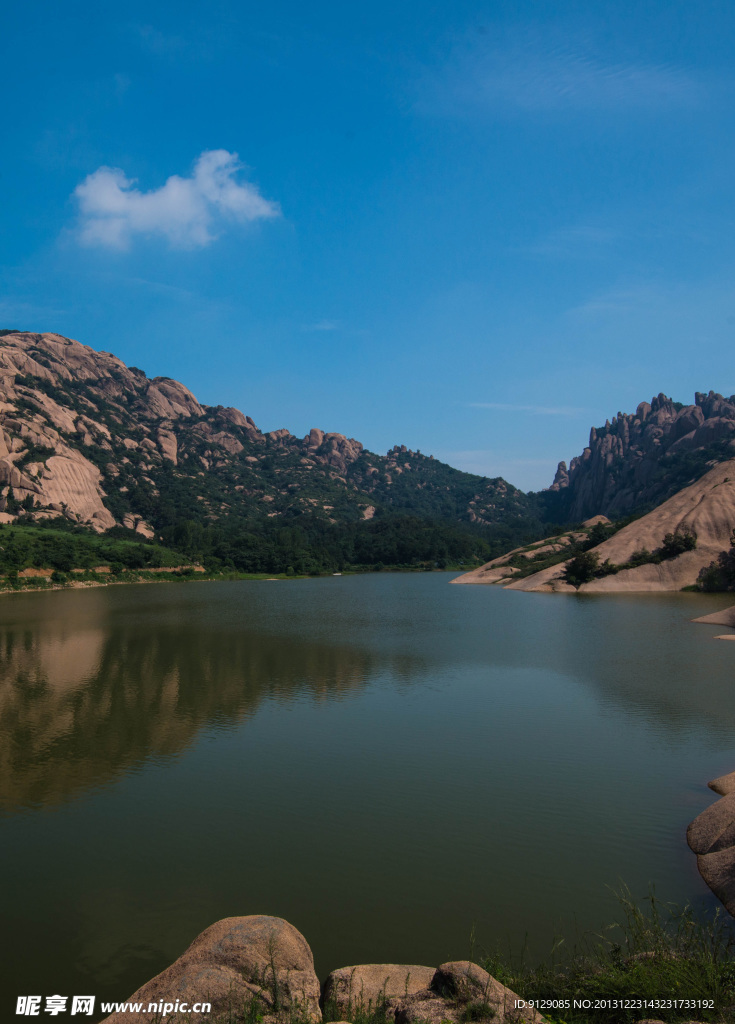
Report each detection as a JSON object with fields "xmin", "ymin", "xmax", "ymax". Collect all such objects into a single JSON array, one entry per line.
[
  {"xmin": 698, "ymin": 529, "xmax": 735, "ymax": 591},
  {"xmin": 660, "ymin": 527, "xmax": 697, "ymax": 559},
  {"xmin": 563, "ymin": 551, "xmax": 599, "ymax": 588}
]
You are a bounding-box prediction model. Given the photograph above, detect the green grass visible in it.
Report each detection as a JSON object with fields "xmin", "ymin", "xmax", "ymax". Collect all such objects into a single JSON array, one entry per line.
[
  {"xmin": 480, "ymin": 886, "xmax": 735, "ymax": 1023},
  {"xmin": 93, "ymin": 888, "xmax": 735, "ymax": 1023}
]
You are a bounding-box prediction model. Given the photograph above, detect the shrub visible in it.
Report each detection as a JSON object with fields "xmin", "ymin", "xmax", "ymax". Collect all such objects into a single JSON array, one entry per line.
[
  {"xmin": 563, "ymin": 551, "xmax": 599, "ymax": 587},
  {"xmin": 661, "ymin": 527, "xmax": 697, "ymax": 559},
  {"xmin": 698, "ymin": 529, "xmax": 735, "ymax": 592}
]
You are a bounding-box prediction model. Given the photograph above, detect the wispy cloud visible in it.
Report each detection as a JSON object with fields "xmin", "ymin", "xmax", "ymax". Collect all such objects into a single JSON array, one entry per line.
[
  {"xmin": 135, "ymin": 24, "xmax": 187, "ymax": 58},
  {"xmin": 302, "ymin": 320, "xmax": 340, "ymax": 332},
  {"xmin": 468, "ymin": 402, "xmax": 587, "ymax": 416},
  {"xmin": 520, "ymin": 223, "xmax": 619, "ymax": 259},
  {"xmin": 73, "ymin": 150, "xmax": 280, "ymax": 250},
  {"xmin": 426, "ymin": 33, "xmax": 702, "ymax": 116}
]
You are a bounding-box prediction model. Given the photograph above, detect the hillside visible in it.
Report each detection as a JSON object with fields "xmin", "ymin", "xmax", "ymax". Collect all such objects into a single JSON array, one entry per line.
[
  {"xmin": 4, "ymin": 331, "xmax": 735, "ymax": 580},
  {"xmin": 455, "ymin": 460, "xmax": 735, "ymax": 593},
  {"xmin": 548, "ymin": 391, "xmax": 735, "ymax": 521},
  {"xmin": 0, "ymin": 331, "xmax": 546, "ymax": 572}
]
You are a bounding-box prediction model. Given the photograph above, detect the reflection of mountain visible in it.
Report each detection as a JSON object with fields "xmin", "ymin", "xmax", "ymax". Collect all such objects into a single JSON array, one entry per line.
[{"xmin": 0, "ymin": 594, "xmax": 421, "ymax": 812}]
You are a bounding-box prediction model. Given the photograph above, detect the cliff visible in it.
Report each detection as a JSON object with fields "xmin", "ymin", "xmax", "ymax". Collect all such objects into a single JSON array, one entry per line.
[{"xmin": 548, "ymin": 391, "xmax": 735, "ymax": 521}]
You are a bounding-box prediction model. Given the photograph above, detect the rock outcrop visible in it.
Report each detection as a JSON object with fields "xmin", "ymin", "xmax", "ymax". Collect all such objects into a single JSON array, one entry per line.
[
  {"xmin": 384, "ymin": 961, "xmax": 542, "ymax": 1024},
  {"xmin": 688, "ymin": 777, "xmax": 735, "ymax": 918},
  {"xmin": 451, "ymin": 517, "xmax": 602, "ymax": 587},
  {"xmin": 505, "ymin": 460, "xmax": 735, "ymax": 593},
  {"xmin": 548, "ymin": 391, "xmax": 735, "ymax": 521},
  {"xmin": 0, "ymin": 331, "xmax": 528, "ymax": 535},
  {"xmin": 102, "ymin": 921, "xmax": 541, "ymax": 1024},
  {"xmin": 693, "ymin": 605, "xmax": 735, "ymax": 629},
  {"xmin": 101, "ymin": 916, "xmax": 321, "ymax": 1024},
  {"xmin": 323, "ymin": 964, "xmax": 435, "ymax": 1017}
]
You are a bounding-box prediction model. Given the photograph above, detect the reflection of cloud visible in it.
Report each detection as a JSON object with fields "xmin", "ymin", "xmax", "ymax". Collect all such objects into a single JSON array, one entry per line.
[
  {"xmin": 425, "ymin": 33, "xmax": 703, "ymax": 115},
  {"xmin": 468, "ymin": 402, "xmax": 587, "ymax": 416},
  {"xmin": 74, "ymin": 150, "xmax": 280, "ymax": 250}
]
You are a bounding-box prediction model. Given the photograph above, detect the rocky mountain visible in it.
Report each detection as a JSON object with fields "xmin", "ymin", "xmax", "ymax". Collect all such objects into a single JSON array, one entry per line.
[
  {"xmin": 548, "ymin": 391, "xmax": 735, "ymax": 521},
  {"xmin": 456, "ymin": 459, "xmax": 735, "ymax": 593},
  {"xmin": 0, "ymin": 332, "xmax": 534, "ymax": 550}
]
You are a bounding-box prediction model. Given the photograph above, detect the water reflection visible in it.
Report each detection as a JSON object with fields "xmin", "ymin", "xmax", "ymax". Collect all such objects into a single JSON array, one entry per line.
[{"xmin": 0, "ymin": 585, "xmax": 423, "ymax": 812}]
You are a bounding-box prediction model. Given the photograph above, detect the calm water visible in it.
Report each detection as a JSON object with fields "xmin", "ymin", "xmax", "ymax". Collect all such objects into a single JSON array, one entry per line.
[{"xmin": 2, "ymin": 573, "xmax": 735, "ymax": 1017}]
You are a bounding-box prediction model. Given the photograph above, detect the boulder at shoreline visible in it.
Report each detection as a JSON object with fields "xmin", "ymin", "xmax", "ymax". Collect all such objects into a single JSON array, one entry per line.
[
  {"xmin": 101, "ymin": 916, "xmax": 321, "ymax": 1024},
  {"xmin": 102, "ymin": 919, "xmax": 542, "ymax": 1023}
]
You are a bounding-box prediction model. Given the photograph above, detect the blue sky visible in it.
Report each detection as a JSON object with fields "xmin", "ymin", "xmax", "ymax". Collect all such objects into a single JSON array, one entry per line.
[{"xmin": 2, "ymin": 0, "xmax": 735, "ymax": 490}]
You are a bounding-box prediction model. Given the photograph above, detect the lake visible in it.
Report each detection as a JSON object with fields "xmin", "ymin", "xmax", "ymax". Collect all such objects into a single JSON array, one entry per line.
[{"xmin": 1, "ymin": 572, "xmax": 735, "ymax": 1016}]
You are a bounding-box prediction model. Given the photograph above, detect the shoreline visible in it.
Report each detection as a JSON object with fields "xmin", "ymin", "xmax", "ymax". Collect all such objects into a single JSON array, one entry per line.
[{"xmin": 0, "ymin": 565, "xmax": 471, "ymax": 597}]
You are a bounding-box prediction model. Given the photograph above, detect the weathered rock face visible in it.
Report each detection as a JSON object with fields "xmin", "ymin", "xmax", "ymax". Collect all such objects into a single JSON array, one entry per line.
[
  {"xmin": 0, "ymin": 331, "xmax": 526, "ymax": 534},
  {"xmin": 384, "ymin": 961, "xmax": 543, "ymax": 1024},
  {"xmin": 101, "ymin": 926, "xmax": 541, "ymax": 1024},
  {"xmin": 688, "ymin": 781, "xmax": 735, "ymax": 919},
  {"xmin": 549, "ymin": 391, "xmax": 735, "ymax": 521},
  {"xmin": 100, "ymin": 916, "xmax": 321, "ymax": 1024},
  {"xmin": 322, "ymin": 964, "xmax": 435, "ymax": 1017},
  {"xmin": 506, "ymin": 460, "xmax": 735, "ymax": 593}
]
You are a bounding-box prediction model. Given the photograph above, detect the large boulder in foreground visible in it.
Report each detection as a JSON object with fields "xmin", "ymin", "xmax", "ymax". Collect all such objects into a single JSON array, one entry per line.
[
  {"xmin": 384, "ymin": 961, "xmax": 543, "ymax": 1024},
  {"xmin": 322, "ymin": 963, "xmax": 435, "ymax": 1017},
  {"xmin": 101, "ymin": 916, "xmax": 321, "ymax": 1024},
  {"xmin": 688, "ymin": 785, "xmax": 735, "ymax": 917}
]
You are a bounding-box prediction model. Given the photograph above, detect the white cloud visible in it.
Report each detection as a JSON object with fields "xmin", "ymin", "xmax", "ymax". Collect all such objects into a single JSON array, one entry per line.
[{"xmin": 74, "ymin": 150, "xmax": 280, "ymax": 249}]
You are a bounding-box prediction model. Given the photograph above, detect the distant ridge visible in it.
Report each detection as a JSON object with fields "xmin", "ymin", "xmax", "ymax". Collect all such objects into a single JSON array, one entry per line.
[{"xmin": 0, "ymin": 331, "xmax": 532, "ymax": 547}]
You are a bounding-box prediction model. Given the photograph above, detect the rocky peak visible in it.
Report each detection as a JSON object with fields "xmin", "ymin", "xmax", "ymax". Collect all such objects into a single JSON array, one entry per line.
[
  {"xmin": 552, "ymin": 461, "xmax": 569, "ymax": 489},
  {"xmin": 548, "ymin": 390, "xmax": 735, "ymax": 520}
]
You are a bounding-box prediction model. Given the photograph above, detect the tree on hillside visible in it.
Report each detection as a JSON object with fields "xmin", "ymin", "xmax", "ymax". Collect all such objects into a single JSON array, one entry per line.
[
  {"xmin": 698, "ymin": 530, "xmax": 735, "ymax": 591},
  {"xmin": 563, "ymin": 551, "xmax": 599, "ymax": 588}
]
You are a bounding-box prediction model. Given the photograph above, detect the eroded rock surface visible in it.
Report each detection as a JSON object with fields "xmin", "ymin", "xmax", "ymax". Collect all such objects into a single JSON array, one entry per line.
[
  {"xmin": 549, "ymin": 390, "xmax": 735, "ymax": 521},
  {"xmin": 688, "ymin": 783, "xmax": 735, "ymax": 917},
  {"xmin": 101, "ymin": 916, "xmax": 321, "ymax": 1024},
  {"xmin": 322, "ymin": 964, "xmax": 434, "ymax": 1017},
  {"xmin": 0, "ymin": 331, "xmax": 526, "ymax": 534},
  {"xmin": 504, "ymin": 460, "xmax": 735, "ymax": 593},
  {"xmin": 384, "ymin": 961, "xmax": 543, "ymax": 1024}
]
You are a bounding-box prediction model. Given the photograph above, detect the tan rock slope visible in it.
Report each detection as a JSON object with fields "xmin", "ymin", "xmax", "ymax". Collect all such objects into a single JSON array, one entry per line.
[
  {"xmin": 693, "ymin": 605, "xmax": 735, "ymax": 628},
  {"xmin": 454, "ymin": 460, "xmax": 735, "ymax": 593},
  {"xmin": 452, "ymin": 517, "xmax": 606, "ymax": 587}
]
